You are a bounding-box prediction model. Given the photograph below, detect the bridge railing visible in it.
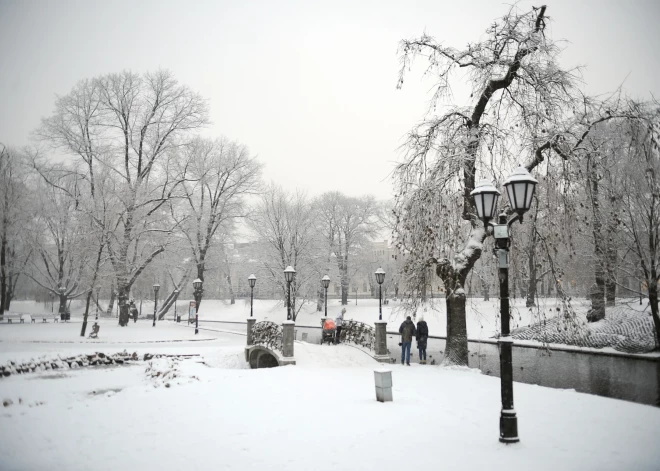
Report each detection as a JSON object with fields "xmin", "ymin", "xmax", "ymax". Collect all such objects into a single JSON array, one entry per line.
[
  {"xmin": 252, "ymin": 321, "xmax": 283, "ymax": 352},
  {"xmin": 340, "ymin": 319, "xmax": 375, "ymax": 351}
]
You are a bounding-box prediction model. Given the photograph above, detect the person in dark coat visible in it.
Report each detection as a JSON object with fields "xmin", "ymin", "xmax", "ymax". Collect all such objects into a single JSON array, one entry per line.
[
  {"xmin": 130, "ymin": 301, "xmax": 138, "ymax": 323},
  {"xmin": 335, "ymin": 308, "xmax": 345, "ymax": 344},
  {"xmin": 399, "ymin": 316, "xmax": 417, "ymax": 366},
  {"xmin": 416, "ymin": 315, "xmax": 429, "ymax": 364}
]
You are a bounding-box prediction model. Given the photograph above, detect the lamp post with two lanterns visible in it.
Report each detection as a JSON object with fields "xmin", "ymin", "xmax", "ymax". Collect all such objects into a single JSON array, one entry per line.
[
  {"xmin": 470, "ymin": 166, "xmax": 538, "ymax": 444},
  {"xmin": 375, "ymin": 268, "xmax": 385, "ymax": 320}
]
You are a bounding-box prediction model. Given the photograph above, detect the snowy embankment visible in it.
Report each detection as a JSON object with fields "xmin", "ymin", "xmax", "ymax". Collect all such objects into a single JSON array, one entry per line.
[
  {"xmin": 512, "ymin": 302, "xmax": 657, "ymax": 354},
  {"xmin": 1, "ymin": 322, "xmax": 659, "ymax": 470}
]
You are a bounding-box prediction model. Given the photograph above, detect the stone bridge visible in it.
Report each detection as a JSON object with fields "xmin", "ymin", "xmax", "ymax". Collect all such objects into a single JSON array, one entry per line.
[
  {"xmin": 242, "ymin": 318, "xmax": 390, "ymax": 368},
  {"xmin": 244, "ymin": 319, "xmax": 296, "ymax": 368}
]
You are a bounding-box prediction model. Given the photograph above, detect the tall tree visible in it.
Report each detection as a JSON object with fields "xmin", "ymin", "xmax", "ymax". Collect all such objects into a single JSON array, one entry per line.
[
  {"xmin": 316, "ymin": 192, "xmax": 380, "ymax": 305},
  {"xmin": 248, "ymin": 185, "xmax": 321, "ymax": 321},
  {"xmin": 173, "ymin": 136, "xmax": 261, "ymax": 310},
  {"xmin": 0, "ymin": 145, "xmax": 31, "ymax": 315},
  {"xmin": 27, "ymin": 174, "xmax": 92, "ymax": 316},
  {"xmin": 608, "ymin": 104, "xmax": 660, "ymax": 347},
  {"xmin": 38, "ymin": 70, "xmax": 209, "ymax": 326},
  {"xmin": 394, "ymin": 5, "xmax": 582, "ymax": 365}
]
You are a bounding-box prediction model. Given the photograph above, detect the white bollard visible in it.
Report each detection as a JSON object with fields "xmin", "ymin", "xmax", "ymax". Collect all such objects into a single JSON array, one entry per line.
[{"xmin": 374, "ymin": 369, "xmax": 393, "ymax": 402}]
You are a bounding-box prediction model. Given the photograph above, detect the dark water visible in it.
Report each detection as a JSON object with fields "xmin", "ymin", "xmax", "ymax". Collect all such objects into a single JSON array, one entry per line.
[
  {"xmin": 199, "ymin": 320, "xmax": 660, "ymax": 406},
  {"xmin": 385, "ymin": 334, "xmax": 660, "ymax": 407}
]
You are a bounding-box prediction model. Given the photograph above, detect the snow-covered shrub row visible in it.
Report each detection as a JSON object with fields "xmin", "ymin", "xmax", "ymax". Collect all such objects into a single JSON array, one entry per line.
[
  {"xmin": 0, "ymin": 350, "xmax": 158, "ymax": 377},
  {"xmin": 252, "ymin": 321, "xmax": 283, "ymax": 351},
  {"xmin": 511, "ymin": 307, "xmax": 656, "ymax": 354},
  {"xmin": 340, "ymin": 319, "xmax": 375, "ymax": 350}
]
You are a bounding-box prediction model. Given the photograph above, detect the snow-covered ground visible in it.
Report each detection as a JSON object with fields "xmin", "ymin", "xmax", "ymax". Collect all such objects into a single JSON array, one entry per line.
[{"xmin": 1, "ymin": 320, "xmax": 659, "ymax": 470}]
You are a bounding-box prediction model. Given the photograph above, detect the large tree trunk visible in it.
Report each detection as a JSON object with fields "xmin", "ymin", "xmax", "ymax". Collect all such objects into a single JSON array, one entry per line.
[
  {"xmin": 226, "ymin": 274, "xmax": 235, "ymax": 305},
  {"xmin": 106, "ymin": 281, "xmax": 116, "ymax": 317},
  {"xmin": 605, "ymin": 221, "xmax": 617, "ymax": 306},
  {"xmin": 648, "ymin": 281, "xmax": 660, "ymax": 350},
  {"xmin": 421, "ymin": 269, "xmax": 428, "ymax": 302},
  {"xmin": 443, "ymin": 290, "xmax": 469, "ymax": 366},
  {"xmin": 117, "ymin": 283, "xmax": 130, "ymax": 326},
  {"xmin": 340, "ymin": 258, "xmax": 348, "ymax": 305},
  {"xmin": 58, "ymin": 293, "xmax": 68, "ymax": 318},
  {"xmin": 80, "ymin": 290, "xmax": 92, "ymax": 337},
  {"xmin": 81, "ymin": 239, "xmax": 104, "ymax": 336},
  {"xmin": 316, "ymin": 286, "xmax": 323, "ymax": 312},
  {"xmin": 526, "ymin": 225, "xmax": 538, "ymax": 307},
  {"xmin": 589, "ymin": 161, "xmax": 606, "ymax": 322}
]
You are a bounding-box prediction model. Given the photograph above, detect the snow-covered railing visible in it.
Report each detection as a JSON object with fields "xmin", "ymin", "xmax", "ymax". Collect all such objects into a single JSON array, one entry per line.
[
  {"xmin": 340, "ymin": 320, "xmax": 375, "ymax": 351},
  {"xmin": 252, "ymin": 321, "xmax": 283, "ymax": 352}
]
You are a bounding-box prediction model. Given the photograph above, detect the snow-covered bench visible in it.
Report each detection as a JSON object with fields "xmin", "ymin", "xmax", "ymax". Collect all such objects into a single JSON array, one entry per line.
[
  {"xmin": 29, "ymin": 315, "xmax": 59, "ymax": 323},
  {"xmin": 1, "ymin": 313, "xmax": 24, "ymax": 323}
]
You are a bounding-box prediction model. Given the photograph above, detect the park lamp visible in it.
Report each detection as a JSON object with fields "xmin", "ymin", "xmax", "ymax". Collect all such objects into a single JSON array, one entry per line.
[
  {"xmin": 470, "ymin": 179, "xmax": 500, "ymax": 225},
  {"xmin": 375, "ymin": 267, "xmax": 385, "ymax": 285},
  {"xmin": 153, "ymin": 283, "xmax": 160, "ymax": 295},
  {"xmin": 192, "ymin": 278, "xmax": 202, "ymax": 291},
  {"xmin": 284, "ymin": 266, "xmax": 296, "ymax": 283},
  {"xmin": 503, "ymin": 166, "xmax": 538, "ymax": 223},
  {"xmin": 248, "ymin": 274, "xmax": 257, "ymax": 288},
  {"xmin": 321, "ymin": 275, "xmax": 330, "ymax": 289}
]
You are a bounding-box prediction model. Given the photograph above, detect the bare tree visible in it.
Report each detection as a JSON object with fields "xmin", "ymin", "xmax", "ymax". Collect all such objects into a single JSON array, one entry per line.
[
  {"xmin": 172, "ymin": 136, "xmax": 261, "ymax": 310},
  {"xmin": 316, "ymin": 192, "xmax": 380, "ymax": 305},
  {"xmin": 27, "ymin": 174, "xmax": 93, "ymax": 316},
  {"xmin": 248, "ymin": 185, "xmax": 321, "ymax": 321},
  {"xmin": 37, "ymin": 70, "xmax": 209, "ymax": 326},
  {"xmin": 0, "ymin": 145, "xmax": 32, "ymax": 315},
  {"xmin": 394, "ymin": 5, "xmax": 583, "ymax": 365},
  {"xmin": 609, "ymin": 104, "xmax": 660, "ymax": 346}
]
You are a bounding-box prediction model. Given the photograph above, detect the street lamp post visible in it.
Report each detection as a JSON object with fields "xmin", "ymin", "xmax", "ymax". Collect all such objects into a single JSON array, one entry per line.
[
  {"xmin": 248, "ymin": 274, "xmax": 256, "ymax": 317},
  {"xmin": 321, "ymin": 275, "xmax": 330, "ymax": 318},
  {"xmin": 173, "ymin": 289, "xmax": 179, "ymax": 322},
  {"xmin": 193, "ymin": 278, "xmax": 203, "ymax": 334},
  {"xmin": 470, "ymin": 166, "xmax": 537, "ymax": 444},
  {"xmin": 152, "ymin": 283, "xmax": 160, "ymax": 327},
  {"xmin": 284, "ymin": 266, "xmax": 296, "ymax": 321},
  {"xmin": 375, "ymin": 268, "xmax": 385, "ymax": 320}
]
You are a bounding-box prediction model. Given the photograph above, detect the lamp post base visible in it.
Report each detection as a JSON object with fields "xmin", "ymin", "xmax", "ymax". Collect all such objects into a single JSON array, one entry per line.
[{"xmin": 499, "ymin": 410, "xmax": 519, "ymax": 443}]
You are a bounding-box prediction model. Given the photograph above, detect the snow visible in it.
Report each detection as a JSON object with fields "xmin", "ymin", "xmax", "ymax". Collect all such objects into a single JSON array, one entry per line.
[{"xmin": 1, "ymin": 318, "xmax": 659, "ymax": 470}]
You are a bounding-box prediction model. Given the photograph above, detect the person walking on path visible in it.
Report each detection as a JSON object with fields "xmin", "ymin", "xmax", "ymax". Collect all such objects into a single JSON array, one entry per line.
[
  {"xmin": 416, "ymin": 315, "xmax": 429, "ymax": 364},
  {"xmin": 399, "ymin": 316, "xmax": 416, "ymax": 366},
  {"xmin": 335, "ymin": 308, "xmax": 345, "ymax": 344},
  {"xmin": 130, "ymin": 301, "xmax": 138, "ymax": 323}
]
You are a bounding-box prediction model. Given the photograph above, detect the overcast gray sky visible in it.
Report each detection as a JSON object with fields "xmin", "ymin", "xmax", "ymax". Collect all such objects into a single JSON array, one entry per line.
[{"xmin": 1, "ymin": 0, "xmax": 659, "ymax": 200}]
